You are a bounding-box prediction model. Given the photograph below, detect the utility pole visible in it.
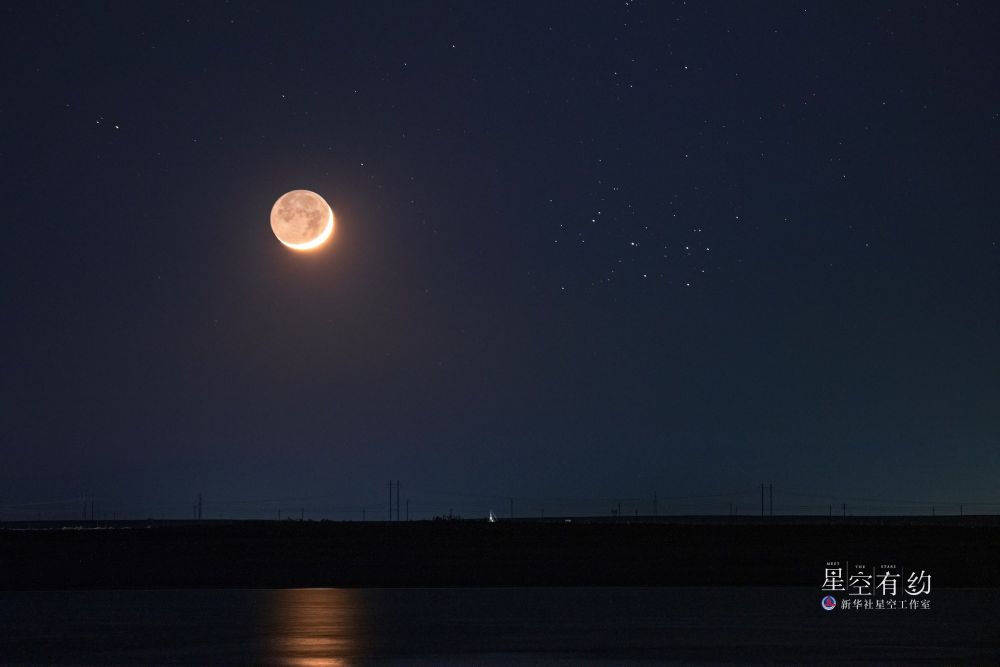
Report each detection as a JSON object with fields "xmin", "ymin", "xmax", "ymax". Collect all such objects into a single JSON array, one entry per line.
[
  {"xmin": 769, "ymin": 483, "xmax": 773, "ymax": 517},
  {"xmin": 960, "ymin": 504, "xmax": 964, "ymax": 516},
  {"xmin": 396, "ymin": 480, "xmax": 401, "ymax": 521},
  {"xmin": 760, "ymin": 483, "xmax": 764, "ymax": 517},
  {"xmin": 388, "ymin": 481, "xmax": 392, "ymax": 521},
  {"xmin": 842, "ymin": 503, "xmax": 847, "ymax": 518},
  {"xmin": 300, "ymin": 508, "xmax": 304, "ymax": 521}
]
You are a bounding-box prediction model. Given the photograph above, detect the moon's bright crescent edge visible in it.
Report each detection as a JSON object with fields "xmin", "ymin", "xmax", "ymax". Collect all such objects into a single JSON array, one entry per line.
[{"xmin": 279, "ymin": 205, "xmax": 334, "ymax": 251}]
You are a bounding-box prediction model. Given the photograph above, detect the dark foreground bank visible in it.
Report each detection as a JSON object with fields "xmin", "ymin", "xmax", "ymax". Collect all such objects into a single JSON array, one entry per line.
[{"xmin": 2, "ymin": 518, "xmax": 998, "ymax": 589}]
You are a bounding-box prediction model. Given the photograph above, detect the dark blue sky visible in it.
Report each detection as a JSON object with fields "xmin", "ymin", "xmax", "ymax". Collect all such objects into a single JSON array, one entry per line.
[{"xmin": 2, "ymin": 1, "xmax": 998, "ymax": 519}]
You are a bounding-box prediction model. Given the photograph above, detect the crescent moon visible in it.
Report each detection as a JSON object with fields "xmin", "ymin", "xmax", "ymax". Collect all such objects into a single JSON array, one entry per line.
[
  {"xmin": 269, "ymin": 190, "xmax": 335, "ymax": 251},
  {"xmin": 279, "ymin": 205, "xmax": 334, "ymax": 251}
]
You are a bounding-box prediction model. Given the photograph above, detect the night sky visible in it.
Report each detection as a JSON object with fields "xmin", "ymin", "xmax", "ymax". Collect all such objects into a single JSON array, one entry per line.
[{"xmin": 3, "ymin": 1, "xmax": 998, "ymax": 519}]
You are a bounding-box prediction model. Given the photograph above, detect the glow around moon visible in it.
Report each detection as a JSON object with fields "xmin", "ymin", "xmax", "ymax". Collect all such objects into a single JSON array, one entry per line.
[{"xmin": 270, "ymin": 190, "xmax": 335, "ymax": 251}]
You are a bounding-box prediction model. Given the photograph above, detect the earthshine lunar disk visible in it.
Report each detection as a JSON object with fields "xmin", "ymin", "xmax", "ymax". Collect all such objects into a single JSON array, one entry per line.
[{"xmin": 270, "ymin": 190, "xmax": 334, "ymax": 251}]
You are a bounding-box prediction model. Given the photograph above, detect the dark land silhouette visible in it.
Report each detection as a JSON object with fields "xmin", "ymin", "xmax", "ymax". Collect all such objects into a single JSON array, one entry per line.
[{"xmin": 3, "ymin": 516, "xmax": 998, "ymax": 590}]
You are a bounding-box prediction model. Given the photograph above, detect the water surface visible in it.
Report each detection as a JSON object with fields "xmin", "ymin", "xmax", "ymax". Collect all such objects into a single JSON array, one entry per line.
[{"xmin": 1, "ymin": 587, "xmax": 997, "ymax": 663}]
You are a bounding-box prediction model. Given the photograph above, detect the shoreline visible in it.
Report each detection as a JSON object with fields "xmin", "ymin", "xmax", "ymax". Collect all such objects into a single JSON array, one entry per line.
[{"xmin": 3, "ymin": 518, "xmax": 997, "ymax": 590}]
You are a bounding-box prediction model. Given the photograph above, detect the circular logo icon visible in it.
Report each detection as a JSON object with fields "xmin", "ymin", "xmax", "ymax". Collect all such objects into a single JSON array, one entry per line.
[{"xmin": 821, "ymin": 595, "xmax": 837, "ymax": 611}]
